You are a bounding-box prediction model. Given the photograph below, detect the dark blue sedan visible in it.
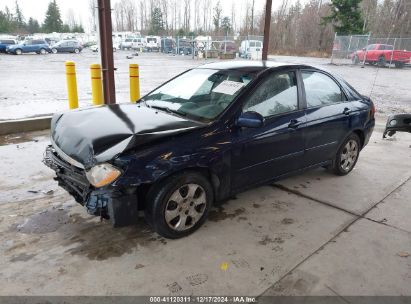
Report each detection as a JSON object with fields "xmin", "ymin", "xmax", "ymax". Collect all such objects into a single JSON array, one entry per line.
[{"xmin": 44, "ymin": 61, "xmax": 375, "ymax": 238}]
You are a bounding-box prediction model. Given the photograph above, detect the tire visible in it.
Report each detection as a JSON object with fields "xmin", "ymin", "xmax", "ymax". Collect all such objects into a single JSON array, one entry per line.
[
  {"xmin": 51, "ymin": 48, "xmax": 57, "ymax": 54},
  {"xmin": 378, "ymin": 56, "xmax": 386, "ymax": 67},
  {"xmin": 40, "ymin": 48, "xmax": 46, "ymax": 55},
  {"xmin": 395, "ymin": 62, "xmax": 404, "ymax": 69},
  {"xmin": 74, "ymin": 48, "xmax": 80, "ymax": 54},
  {"xmin": 145, "ymin": 172, "xmax": 213, "ymax": 239},
  {"xmin": 15, "ymin": 49, "xmax": 22, "ymax": 55},
  {"xmin": 332, "ymin": 133, "xmax": 361, "ymax": 176},
  {"xmin": 352, "ymin": 55, "xmax": 360, "ymax": 64}
]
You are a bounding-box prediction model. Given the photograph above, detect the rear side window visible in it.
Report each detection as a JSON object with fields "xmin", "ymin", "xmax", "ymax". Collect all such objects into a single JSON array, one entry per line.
[
  {"xmin": 302, "ymin": 71, "xmax": 347, "ymax": 107},
  {"xmin": 244, "ymin": 71, "xmax": 298, "ymax": 117},
  {"xmin": 33, "ymin": 40, "xmax": 45, "ymax": 44},
  {"xmin": 1, "ymin": 40, "xmax": 15, "ymax": 44}
]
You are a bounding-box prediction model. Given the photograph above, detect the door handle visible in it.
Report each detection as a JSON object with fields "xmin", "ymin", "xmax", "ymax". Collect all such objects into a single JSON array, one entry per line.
[
  {"xmin": 343, "ymin": 107, "xmax": 351, "ymax": 115},
  {"xmin": 288, "ymin": 119, "xmax": 302, "ymax": 129}
]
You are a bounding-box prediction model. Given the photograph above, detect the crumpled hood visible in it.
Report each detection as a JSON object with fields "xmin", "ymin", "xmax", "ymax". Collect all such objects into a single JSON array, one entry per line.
[{"xmin": 51, "ymin": 104, "xmax": 203, "ymax": 169}]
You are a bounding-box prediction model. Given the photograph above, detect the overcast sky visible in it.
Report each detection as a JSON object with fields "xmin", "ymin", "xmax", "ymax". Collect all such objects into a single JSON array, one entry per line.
[{"xmin": 1, "ymin": 0, "xmax": 307, "ymax": 32}]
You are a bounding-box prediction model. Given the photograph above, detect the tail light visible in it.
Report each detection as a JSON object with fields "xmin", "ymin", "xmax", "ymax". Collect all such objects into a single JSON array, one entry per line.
[{"xmin": 370, "ymin": 102, "xmax": 376, "ymax": 118}]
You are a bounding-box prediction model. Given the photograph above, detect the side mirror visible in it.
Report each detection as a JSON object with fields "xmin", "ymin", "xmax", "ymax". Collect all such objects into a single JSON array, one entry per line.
[{"xmin": 236, "ymin": 111, "xmax": 264, "ymax": 128}]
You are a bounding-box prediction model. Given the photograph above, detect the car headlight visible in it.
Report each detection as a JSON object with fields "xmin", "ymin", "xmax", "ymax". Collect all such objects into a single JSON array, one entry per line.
[
  {"xmin": 85, "ymin": 163, "xmax": 121, "ymax": 188},
  {"xmin": 390, "ymin": 119, "xmax": 397, "ymax": 126}
]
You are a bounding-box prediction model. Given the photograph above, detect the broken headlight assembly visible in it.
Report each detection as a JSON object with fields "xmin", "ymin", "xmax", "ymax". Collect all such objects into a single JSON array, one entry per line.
[{"xmin": 85, "ymin": 163, "xmax": 122, "ymax": 188}]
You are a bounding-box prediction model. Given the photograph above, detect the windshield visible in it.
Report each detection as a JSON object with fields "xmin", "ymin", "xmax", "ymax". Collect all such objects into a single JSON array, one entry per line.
[{"xmin": 144, "ymin": 68, "xmax": 255, "ymax": 121}]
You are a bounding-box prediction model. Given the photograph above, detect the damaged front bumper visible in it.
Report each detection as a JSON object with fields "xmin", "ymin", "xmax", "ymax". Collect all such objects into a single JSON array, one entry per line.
[
  {"xmin": 43, "ymin": 145, "xmax": 139, "ymax": 227},
  {"xmin": 383, "ymin": 114, "xmax": 411, "ymax": 138}
]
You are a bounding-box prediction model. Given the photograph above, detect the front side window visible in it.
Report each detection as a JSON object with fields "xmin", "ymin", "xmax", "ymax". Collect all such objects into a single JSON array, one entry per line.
[
  {"xmin": 302, "ymin": 71, "xmax": 346, "ymax": 107},
  {"xmin": 243, "ymin": 71, "xmax": 298, "ymax": 118},
  {"xmin": 144, "ymin": 69, "xmax": 256, "ymax": 121}
]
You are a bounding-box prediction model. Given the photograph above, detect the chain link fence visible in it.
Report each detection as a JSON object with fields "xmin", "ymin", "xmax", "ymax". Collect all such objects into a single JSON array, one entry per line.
[
  {"xmin": 116, "ymin": 35, "xmax": 264, "ymax": 60},
  {"xmin": 331, "ymin": 34, "xmax": 411, "ymax": 68}
]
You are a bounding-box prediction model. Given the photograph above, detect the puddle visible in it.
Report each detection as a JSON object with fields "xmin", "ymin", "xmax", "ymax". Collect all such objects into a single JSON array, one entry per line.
[
  {"xmin": 9, "ymin": 253, "xmax": 36, "ymax": 262},
  {"xmin": 208, "ymin": 206, "xmax": 245, "ymax": 222},
  {"xmin": 10, "ymin": 207, "xmax": 167, "ymax": 261},
  {"xmin": 12, "ymin": 209, "xmax": 71, "ymax": 234}
]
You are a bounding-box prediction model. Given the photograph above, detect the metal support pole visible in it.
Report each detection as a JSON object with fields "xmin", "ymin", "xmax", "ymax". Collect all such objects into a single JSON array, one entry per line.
[
  {"xmin": 97, "ymin": 0, "xmax": 116, "ymax": 104},
  {"xmin": 262, "ymin": 0, "xmax": 272, "ymax": 61}
]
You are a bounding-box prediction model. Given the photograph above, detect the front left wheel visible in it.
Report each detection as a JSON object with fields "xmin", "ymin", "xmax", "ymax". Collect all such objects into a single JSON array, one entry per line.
[{"xmin": 145, "ymin": 172, "xmax": 213, "ymax": 239}]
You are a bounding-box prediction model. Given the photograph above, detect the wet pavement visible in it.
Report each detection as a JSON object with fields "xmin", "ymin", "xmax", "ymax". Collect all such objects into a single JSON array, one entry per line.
[{"xmin": 0, "ymin": 119, "xmax": 410, "ymax": 296}]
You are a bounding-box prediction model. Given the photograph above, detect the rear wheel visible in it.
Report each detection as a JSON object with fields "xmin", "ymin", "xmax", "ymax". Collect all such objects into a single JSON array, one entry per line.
[
  {"xmin": 15, "ymin": 49, "xmax": 22, "ymax": 55},
  {"xmin": 145, "ymin": 172, "xmax": 213, "ymax": 239},
  {"xmin": 51, "ymin": 48, "xmax": 58, "ymax": 54},
  {"xmin": 395, "ymin": 62, "xmax": 404, "ymax": 69},
  {"xmin": 39, "ymin": 48, "xmax": 47, "ymax": 55},
  {"xmin": 332, "ymin": 133, "xmax": 361, "ymax": 176},
  {"xmin": 74, "ymin": 48, "xmax": 80, "ymax": 54}
]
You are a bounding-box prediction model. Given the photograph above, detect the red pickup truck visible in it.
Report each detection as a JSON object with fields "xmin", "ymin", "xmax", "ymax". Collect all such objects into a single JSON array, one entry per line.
[{"xmin": 351, "ymin": 43, "xmax": 411, "ymax": 68}]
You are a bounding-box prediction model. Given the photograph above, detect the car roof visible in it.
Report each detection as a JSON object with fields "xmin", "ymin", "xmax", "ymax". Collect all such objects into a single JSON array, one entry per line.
[{"xmin": 197, "ymin": 60, "xmax": 313, "ymax": 72}]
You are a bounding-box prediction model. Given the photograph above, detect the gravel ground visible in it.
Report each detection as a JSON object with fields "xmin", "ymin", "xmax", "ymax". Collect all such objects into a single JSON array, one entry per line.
[{"xmin": 0, "ymin": 50, "xmax": 410, "ymax": 120}]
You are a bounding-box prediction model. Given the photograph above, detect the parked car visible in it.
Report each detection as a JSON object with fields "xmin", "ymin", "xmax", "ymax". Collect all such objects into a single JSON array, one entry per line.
[
  {"xmin": 220, "ymin": 41, "xmax": 237, "ymax": 54},
  {"xmin": 0, "ymin": 39, "xmax": 17, "ymax": 53},
  {"xmin": 145, "ymin": 36, "xmax": 161, "ymax": 52},
  {"xmin": 177, "ymin": 39, "xmax": 193, "ymax": 55},
  {"xmin": 51, "ymin": 40, "xmax": 83, "ymax": 54},
  {"xmin": 43, "ymin": 61, "xmax": 375, "ymax": 238},
  {"xmin": 239, "ymin": 40, "xmax": 262, "ymax": 58},
  {"xmin": 6, "ymin": 39, "xmax": 51, "ymax": 55},
  {"xmin": 120, "ymin": 38, "xmax": 144, "ymax": 50},
  {"xmin": 351, "ymin": 44, "xmax": 411, "ymax": 68},
  {"xmin": 89, "ymin": 42, "xmax": 119, "ymax": 52},
  {"xmin": 161, "ymin": 38, "xmax": 176, "ymax": 53}
]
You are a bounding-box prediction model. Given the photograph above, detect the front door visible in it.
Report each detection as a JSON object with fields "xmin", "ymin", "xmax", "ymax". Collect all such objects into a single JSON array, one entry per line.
[{"xmin": 231, "ymin": 69, "xmax": 306, "ymax": 191}]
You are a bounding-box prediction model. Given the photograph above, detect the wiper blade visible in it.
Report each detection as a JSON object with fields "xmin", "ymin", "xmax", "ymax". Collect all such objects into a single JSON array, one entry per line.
[{"xmin": 150, "ymin": 105, "xmax": 186, "ymax": 116}]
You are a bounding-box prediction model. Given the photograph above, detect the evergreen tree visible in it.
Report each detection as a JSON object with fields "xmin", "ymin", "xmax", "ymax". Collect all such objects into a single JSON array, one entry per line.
[
  {"xmin": 14, "ymin": 0, "xmax": 25, "ymax": 27},
  {"xmin": 27, "ymin": 17, "xmax": 40, "ymax": 34},
  {"xmin": 149, "ymin": 7, "xmax": 164, "ymax": 35},
  {"xmin": 213, "ymin": 1, "xmax": 222, "ymax": 32},
  {"xmin": 323, "ymin": 0, "xmax": 365, "ymax": 34},
  {"xmin": 0, "ymin": 7, "xmax": 15, "ymax": 33},
  {"xmin": 43, "ymin": 0, "xmax": 63, "ymax": 33},
  {"xmin": 221, "ymin": 16, "xmax": 232, "ymax": 35}
]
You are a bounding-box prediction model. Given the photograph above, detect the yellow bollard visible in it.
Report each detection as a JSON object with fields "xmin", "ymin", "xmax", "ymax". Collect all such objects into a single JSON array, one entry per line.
[
  {"xmin": 65, "ymin": 61, "xmax": 79, "ymax": 109},
  {"xmin": 90, "ymin": 63, "xmax": 104, "ymax": 105},
  {"xmin": 129, "ymin": 63, "xmax": 140, "ymax": 103}
]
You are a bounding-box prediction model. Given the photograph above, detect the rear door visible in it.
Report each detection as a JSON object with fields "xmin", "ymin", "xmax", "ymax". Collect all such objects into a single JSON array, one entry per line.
[
  {"xmin": 231, "ymin": 69, "xmax": 306, "ymax": 190},
  {"xmin": 301, "ymin": 69, "xmax": 353, "ymax": 166}
]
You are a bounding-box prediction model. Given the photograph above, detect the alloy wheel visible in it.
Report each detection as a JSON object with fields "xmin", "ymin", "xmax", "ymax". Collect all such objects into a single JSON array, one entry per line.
[
  {"xmin": 52, "ymin": 48, "xmax": 57, "ymax": 54},
  {"xmin": 40, "ymin": 48, "xmax": 46, "ymax": 54},
  {"xmin": 165, "ymin": 183, "xmax": 206, "ymax": 232},
  {"xmin": 340, "ymin": 139, "xmax": 358, "ymax": 172}
]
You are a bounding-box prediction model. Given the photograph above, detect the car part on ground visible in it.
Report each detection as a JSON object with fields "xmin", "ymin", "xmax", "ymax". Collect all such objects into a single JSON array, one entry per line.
[
  {"xmin": 43, "ymin": 61, "xmax": 375, "ymax": 238},
  {"xmin": 383, "ymin": 114, "xmax": 411, "ymax": 138}
]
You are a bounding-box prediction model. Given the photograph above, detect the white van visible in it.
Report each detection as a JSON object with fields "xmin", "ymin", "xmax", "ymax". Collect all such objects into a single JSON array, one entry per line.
[
  {"xmin": 145, "ymin": 36, "xmax": 161, "ymax": 52},
  {"xmin": 239, "ymin": 40, "xmax": 263, "ymax": 58}
]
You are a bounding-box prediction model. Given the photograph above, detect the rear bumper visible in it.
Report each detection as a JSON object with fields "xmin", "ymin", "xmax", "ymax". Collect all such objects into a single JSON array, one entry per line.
[{"xmin": 43, "ymin": 145, "xmax": 139, "ymax": 227}]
